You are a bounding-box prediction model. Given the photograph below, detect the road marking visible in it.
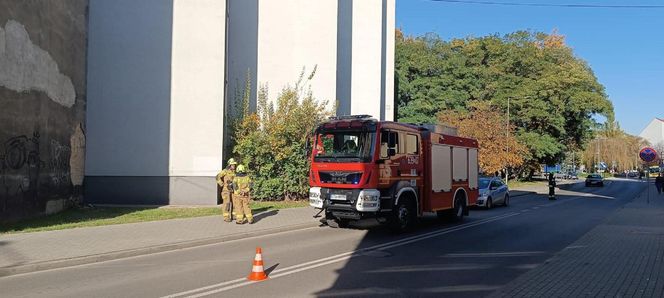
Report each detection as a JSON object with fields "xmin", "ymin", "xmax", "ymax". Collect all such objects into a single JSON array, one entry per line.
[
  {"xmin": 442, "ymin": 251, "xmax": 546, "ymax": 258},
  {"xmin": 366, "ymin": 264, "xmax": 494, "ymax": 273},
  {"xmin": 165, "ymin": 187, "xmax": 608, "ymax": 298},
  {"xmin": 416, "ymin": 284, "xmax": 502, "ymax": 293},
  {"xmin": 163, "ymin": 213, "xmax": 519, "ymax": 298}
]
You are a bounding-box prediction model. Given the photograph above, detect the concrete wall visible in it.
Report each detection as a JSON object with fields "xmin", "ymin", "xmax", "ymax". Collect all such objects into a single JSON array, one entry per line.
[
  {"xmin": 336, "ymin": 0, "xmax": 353, "ymax": 117},
  {"xmin": 86, "ymin": 0, "xmax": 225, "ymax": 205},
  {"xmin": 168, "ymin": 0, "xmax": 226, "ymax": 205},
  {"xmin": 228, "ymin": 0, "xmax": 395, "ymax": 120},
  {"xmin": 83, "ymin": 0, "xmax": 395, "ymax": 206},
  {"xmin": 169, "ymin": 0, "xmax": 226, "ymax": 177},
  {"xmin": 256, "ymin": 0, "xmax": 338, "ymax": 110},
  {"xmin": 383, "ymin": 0, "xmax": 396, "ymax": 121},
  {"xmin": 226, "ymin": 0, "xmax": 259, "ymax": 114},
  {"xmin": 86, "ymin": 0, "xmax": 173, "ymax": 177},
  {"xmin": 335, "ymin": 0, "xmax": 395, "ymax": 120},
  {"xmin": 0, "ymin": 0, "xmax": 88, "ymax": 222}
]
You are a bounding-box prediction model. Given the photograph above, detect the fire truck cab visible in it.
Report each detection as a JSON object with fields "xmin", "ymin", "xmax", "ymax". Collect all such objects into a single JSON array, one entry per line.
[{"xmin": 309, "ymin": 115, "xmax": 479, "ymax": 232}]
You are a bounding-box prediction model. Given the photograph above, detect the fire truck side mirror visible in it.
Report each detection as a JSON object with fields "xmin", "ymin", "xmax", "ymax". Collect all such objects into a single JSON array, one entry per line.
[{"xmin": 388, "ymin": 148, "xmax": 397, "ymax": 157}]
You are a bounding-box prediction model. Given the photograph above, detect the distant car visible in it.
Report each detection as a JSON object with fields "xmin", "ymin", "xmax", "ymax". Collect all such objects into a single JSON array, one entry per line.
[
  {"xmin": 564, "ymin": 171, "xmax": 578, "ymax": 180},
  {"xmin": 628, "ymin": 171, "xmax": 638, "ymax": 178},
  {"xmin": 585, "ymin": 174, "xmax": 604, "ymax": 187},
  {"xmin": 477, "ymin": 177, "xmax": 509, "ymax": 208}
]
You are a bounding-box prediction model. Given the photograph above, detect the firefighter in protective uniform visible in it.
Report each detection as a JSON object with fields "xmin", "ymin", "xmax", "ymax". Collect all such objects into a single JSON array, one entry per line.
[
  {"xmin": 548, "ymin": 172, "xmax": 556, "ymax": 200},
  {"xmin": 233, "ymin": 165, "xmax": 253, "ymax": 224},
  {"xmin": 216, "ymin": 158, "xmax": 237, "ymax": 222}
]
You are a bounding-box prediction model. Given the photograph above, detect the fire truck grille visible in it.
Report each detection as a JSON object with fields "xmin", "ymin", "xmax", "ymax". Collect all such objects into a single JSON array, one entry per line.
[{"xmin": 319, "ymin": 171, "xmax": 363, "ymax": 184}]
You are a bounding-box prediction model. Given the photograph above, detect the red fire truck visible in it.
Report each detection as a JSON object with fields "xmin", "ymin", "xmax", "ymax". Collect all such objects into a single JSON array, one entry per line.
[{"xmin": 309, "ymin": 115, "xmax": 479, "ymax": 232}]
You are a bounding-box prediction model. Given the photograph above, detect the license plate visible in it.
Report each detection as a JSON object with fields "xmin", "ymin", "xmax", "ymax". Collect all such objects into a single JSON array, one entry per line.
[{"xmin": 330, "ymin": 194, "xmax": 347, "ymax": 201}]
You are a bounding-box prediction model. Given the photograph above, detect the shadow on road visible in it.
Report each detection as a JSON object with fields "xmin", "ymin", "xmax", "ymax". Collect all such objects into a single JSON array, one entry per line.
[
  {"xmin": 313, "ymin": 180, "xmax": 643, "ymax": 297},
  {"xmin": 0, "ymin": 240, "xmax": 27, "ymax": 268},
  {"xmin": 265, "ymin": 263, "xmax": 279, "ymax": 276}
]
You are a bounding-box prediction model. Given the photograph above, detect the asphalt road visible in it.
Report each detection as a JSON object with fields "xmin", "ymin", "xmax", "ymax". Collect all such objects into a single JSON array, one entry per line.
[{"xmin": 0, "ymin": 179, "xmax": 646, "ymax": 298}]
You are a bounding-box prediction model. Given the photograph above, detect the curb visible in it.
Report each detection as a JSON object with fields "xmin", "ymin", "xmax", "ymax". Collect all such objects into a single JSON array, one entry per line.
[
  {"xmin": 510, "ymin": 191, "xmax": 538, "ymax": 198},
  {"xmin": 0, "ymin": 221, "xmax": 319, "ymax": 278}
]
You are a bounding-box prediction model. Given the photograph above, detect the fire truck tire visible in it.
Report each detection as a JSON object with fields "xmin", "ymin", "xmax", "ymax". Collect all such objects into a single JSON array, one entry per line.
[
  {"xmin": 389, "ymin": 198, "xmax": 415, "ymax": 233},
  {"xmin": 326, "ymin": 219, "xmax": 349, "ymax": 229},
  {"xmin": 450, "ymin": 196, "xmax": 466, "ymax": 222}
]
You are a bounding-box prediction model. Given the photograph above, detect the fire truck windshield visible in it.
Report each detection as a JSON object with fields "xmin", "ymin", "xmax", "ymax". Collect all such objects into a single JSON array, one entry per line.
[{"xmin": 313, "ymin": 131, "xmax": 376, "ymax": 163}]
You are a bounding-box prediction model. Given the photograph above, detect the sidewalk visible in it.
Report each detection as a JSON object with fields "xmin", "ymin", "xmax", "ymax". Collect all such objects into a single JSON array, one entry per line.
[
  {"xmin": 0, "ymin": 207, "xmax": 320, "ymax": 277},
  {"xmin": 491, "ymin": 182, "xmax": 664, "ymax": 297}
]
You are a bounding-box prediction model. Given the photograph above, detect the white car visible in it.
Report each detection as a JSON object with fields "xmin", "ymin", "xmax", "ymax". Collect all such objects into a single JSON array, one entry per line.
[{"xmin": 477, "ymin": 177, "xmax": 510, "ymax": 209}]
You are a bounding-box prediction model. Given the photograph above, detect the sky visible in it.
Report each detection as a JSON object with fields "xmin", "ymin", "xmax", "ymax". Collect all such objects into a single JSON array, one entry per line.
[{"xmin": 396, "ymin": 0, "xmax": 663, "ymax": 136}]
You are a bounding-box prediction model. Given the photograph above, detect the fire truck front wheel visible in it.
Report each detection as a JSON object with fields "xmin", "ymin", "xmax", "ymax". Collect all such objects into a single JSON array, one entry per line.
[{"xmin": 389, "ymin": 197, "xmax": 416, "ymax": 233}]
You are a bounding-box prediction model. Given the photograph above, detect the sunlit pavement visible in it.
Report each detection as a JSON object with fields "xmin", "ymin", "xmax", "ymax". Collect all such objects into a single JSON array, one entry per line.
[{"xmin": 0, "ymin": 179, "xmax": 656, "ymax": 298}]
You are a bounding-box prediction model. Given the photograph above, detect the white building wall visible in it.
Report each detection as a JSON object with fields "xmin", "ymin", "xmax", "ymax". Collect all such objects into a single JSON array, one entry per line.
[
  {"xmin": 383, "ymin": 0, "xmax": 396, "ymax": 121},
  {"xmin": 86, "ymin": 0, "xmax": 173, "ymax": 176},
  {"xmin": 256, "ymin": 0, "xmax": 338, "ymax": 110},
  {"xmin": 170, "ymin": 0, "xmax": 226, "ymax": 176},
  {"xmin": 349, "ymin": 0, "xmax": 384, "ymax": 119},
  {"xmin": 640, "ymin": 118, "xmax": 664, "ymax": 147}
]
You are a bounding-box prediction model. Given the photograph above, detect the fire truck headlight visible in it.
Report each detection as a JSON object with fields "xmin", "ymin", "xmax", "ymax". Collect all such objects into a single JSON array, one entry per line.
[
  {"xmin": 309, "ymin": 187, "xmax": 323, "ymax": 208},
  {"xmin": 356, "ymin": 189, "xmax": 381, "ymax": 212}
]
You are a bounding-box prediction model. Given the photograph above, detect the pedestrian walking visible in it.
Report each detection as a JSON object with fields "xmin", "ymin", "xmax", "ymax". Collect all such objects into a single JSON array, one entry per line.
[
  {"xmin": 216, "ymin": 158, "xmax": 237, "ymax": 222},
  {"xmin": 656, "ymin": 172, "xmax": 664, "ymax": 195},
  {"xmin": 232, "ymin": 165, "xmax": 254, "ymax": 224},
  {"xmin": 548, "ymin": 172, "xmax": 556, "ymax": 200}
]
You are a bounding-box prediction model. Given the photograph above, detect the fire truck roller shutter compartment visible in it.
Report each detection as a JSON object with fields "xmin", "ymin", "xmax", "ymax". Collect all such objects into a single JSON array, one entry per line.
[
  {"xmin": 432, "ymin": 145, "xmax": 452, "ymax": 192},
  {"xmin": 468, "ymin": 148, "xmax": 478, "ymax": 189},
  {"xmin": 453, "ymin": 147, "xmax": 468, "ymax": 182}
]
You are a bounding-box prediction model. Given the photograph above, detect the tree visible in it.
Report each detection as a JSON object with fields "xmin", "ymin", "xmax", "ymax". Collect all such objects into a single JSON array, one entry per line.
[
  {"xmin": 233, "ymin": 71, "xmax": 333, "ymax": 200},
  {"xmin": 439, "ymin": 101, "xmax": 527, "ymax": 174},
  {"xmin": 395, "ymin": 30, "xmax": 614, "ymax": 173},
  {"xmin": 581, "ymin": 121, "xmax": 648, "ymax": 172}
]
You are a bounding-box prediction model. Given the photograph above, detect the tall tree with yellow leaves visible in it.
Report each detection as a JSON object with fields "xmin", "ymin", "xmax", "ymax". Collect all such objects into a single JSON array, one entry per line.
[{"xmin": 439, "ymin": 102, "xmax": 528, "ymax": 175}]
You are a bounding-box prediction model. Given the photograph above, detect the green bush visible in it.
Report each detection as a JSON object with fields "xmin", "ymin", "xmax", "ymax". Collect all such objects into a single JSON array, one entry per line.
[{"xmin": 233, "ymin": 72, "xmax": 333, "ymax": 200}]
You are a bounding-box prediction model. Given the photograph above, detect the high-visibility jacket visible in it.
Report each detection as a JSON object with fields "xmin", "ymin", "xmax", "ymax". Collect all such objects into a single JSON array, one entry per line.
[
  {"xmin": 216, "ymin": 169, "xmax": 235, "ymax": 193},
  {"xmin": 233, "ymin": 174, "xmax": 251, "ymax": 197}
]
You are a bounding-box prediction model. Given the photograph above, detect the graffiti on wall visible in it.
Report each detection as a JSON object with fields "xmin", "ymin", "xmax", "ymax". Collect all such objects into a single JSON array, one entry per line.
[
  {"xmin": 0, "ymin": 132, "xmax": 42, "ymax": 212},
  {"xmin": 49, "ymin": 139, "xmax": 71, "ymax": 187},
  {"xmin": 0, "ymin": 131, "xmax": 72, "ymax": 213}
]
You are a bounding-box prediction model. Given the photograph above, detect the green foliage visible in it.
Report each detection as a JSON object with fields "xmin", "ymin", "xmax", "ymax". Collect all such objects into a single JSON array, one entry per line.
[
  {"xmin": 396, "ymin": 30, "xmax": 614, "ymax": 170},
  {"xmin": 233, "ymin": 71, "xmax": 333, "ymax": 200}
]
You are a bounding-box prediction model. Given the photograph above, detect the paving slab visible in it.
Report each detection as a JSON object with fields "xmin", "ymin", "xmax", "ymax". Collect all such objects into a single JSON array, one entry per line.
[
  {"xmin": 0, "ymin": 206, "xmax": 320, "ymax": 276},
  {"xmin": 491, "ymin": 181, "xmax": 664, "ymax": 297}
]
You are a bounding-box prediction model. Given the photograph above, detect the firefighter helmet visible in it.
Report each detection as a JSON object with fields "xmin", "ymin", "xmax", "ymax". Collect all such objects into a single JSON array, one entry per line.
[
  {"xmin": 227, "ymin": 158, "xmax": 238, "ymax": 166},
  {"xmin": 236, "ymin": 164, "xmax": 247, "ymax": 173}
]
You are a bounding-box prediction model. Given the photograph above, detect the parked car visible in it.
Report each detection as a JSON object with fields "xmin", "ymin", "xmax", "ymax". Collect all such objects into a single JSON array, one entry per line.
[
  {"xmin": 477, "ymin": 177, "xmax": 509, "ymax": 208},
  {"xmin": 564, "ymin": 171, "xmax": 578, "ymax": 180},
  {"xmin": 628, "ymin": 171, "xmax": 639, "ymax": 178},
  {"xmin": 585, "ymin": 174, "xmax": 604, "ymax": 187}
]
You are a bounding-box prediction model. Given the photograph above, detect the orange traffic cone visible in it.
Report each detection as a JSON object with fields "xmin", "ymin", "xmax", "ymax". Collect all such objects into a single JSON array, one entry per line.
[{"xmin": 247, "ymin": 247, "xmax": 268, "ymax": 281}]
